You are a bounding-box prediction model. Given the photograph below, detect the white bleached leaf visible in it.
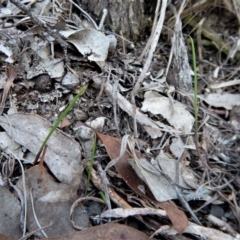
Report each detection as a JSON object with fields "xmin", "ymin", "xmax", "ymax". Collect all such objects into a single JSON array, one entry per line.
[
  {"xmin": 200, "ymin": 93, "xmax": 240, "ymax": 110},
  {"xmin": 0, "ymin": 187, "xmax": 21, "ymax": 238},
  {"xmin": 0, "ymin": 7, "xmax": 12, "ymax": 17},
  {"xmin": 25, "ymin": 40, "xmax": 64, "ymax": 79},
  {"xmin": 0, "ymin": 72, "xmax": 7, "ymax": 89},
  {"xmin": 0, "ymin": 114, "xmax": 82, "ymax": 184},
  {"xmin": 0, "ymin": 42, "xmax": 14, "ymax": 63},
  {"xmin": 141, "ymin": 91, "xmax": 194, "ymax": 133},
  {"xmin": 100, "ymin": 207, "xmax": 167, "ymax": 219},
  {"xmin": 60, "ymin": 28, "xmax": 109, "ymax": 61},
  {"xmin": 0, "ymin": 132, "xmax": 35, "ymax": 164},
  {"xmin": 156, "ymin": 152, "xmax": 191, "ymax": 189},
  {"xmin": 169, "ymin": 137, "xmax": 185, "ymax": 158},
  {"xmin": 128, "ymin": 158, "xmax": 177, "ymax": 201}
]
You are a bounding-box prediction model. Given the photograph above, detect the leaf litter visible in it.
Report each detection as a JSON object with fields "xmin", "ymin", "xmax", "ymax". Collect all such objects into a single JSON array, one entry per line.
[
  {"xmin": 0, "ymin": 114, "xmax": 82, "ymax": 184},
  {"xmin": 0, "ymin": 0, "xmax": 240, "ymax": 239}
]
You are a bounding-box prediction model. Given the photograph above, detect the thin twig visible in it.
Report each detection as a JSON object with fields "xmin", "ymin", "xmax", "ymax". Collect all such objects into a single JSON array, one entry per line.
[
  {"xmin": 67, "ymin": 0, "xmax": 98, "ymax": 30},
  {"xmin": 112, "ymin": 77, "xmax": 120, "ymax": 137},
  {"xmin": 139, "ymin": 0, "xmax": 161, "ymax": 61},
  {"xmin": 30, "ymin": 188, "xmax": 48, "ymax": 238},
  {"xmin": 96, "ymin": 163, "xmax": 112, "ymax": 211},
  {"xmin": 8, "ymin": 151, "xmax": 28, "ymax": 237},
  {"xmin": 132, "ymin": 0, "xmax": 168, "ymax": 97}
]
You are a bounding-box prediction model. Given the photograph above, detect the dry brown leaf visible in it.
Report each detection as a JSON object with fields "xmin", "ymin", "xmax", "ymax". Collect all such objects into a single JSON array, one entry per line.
[
  {"xmin": 156, "ymin": 201, "xmax": 188, "ymax": 234},
  {"xmin": 0, "ymin": 234, "xmax": 15, "ymax": 240},
  {"xmin": 96, "ymin": 132, "xmax": 144, "ymax": 196},
  {"xmin": 96, "ymin": 132, "xmax": 188, "ymax": 233},
  {"xmin": 60, "ymin": 118, "xmax": 71, "ymax": 128},
  {"xmin": 46, "ymin": 223, "xmax": 156, "ymax": 240},
  {"xmin": 16, "ymin": 163, "xmax": 87, "ymax": 238}
]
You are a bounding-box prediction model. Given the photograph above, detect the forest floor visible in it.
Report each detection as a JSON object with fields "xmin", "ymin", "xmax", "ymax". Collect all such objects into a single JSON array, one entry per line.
[{"xmin": 0, "ymin": 0, "xmax": 240, "ymax": 239}]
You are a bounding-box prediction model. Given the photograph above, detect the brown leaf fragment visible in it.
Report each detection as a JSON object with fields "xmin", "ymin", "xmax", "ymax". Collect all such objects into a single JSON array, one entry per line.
[
  {"xmin": 0, "ymin": 234, "xmax": 15, "ymax": 240},
  {"xmin": 60, "ymin": 118, "xmax": 71, "ymax": 128},
  {"xmin": 96, "ymin": 132, "xmax": 188, "ymax": 233},
  {"xmin": 156, "ymin": 201, "xmax": 188, "ymax": 234},
  {"xmin": 96, "ymin": 132, "xmax": 145, "ymax": 196},
  {"xmin": 46, "ymin": 223, "xmax": 156, "ymax": 240},
  {"xmin": 16, "ymin": 163, "xmax": 87, "ymax": 238}
]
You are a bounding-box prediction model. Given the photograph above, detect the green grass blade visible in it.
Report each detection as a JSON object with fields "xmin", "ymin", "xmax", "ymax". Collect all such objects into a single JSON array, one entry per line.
[
  {"xmin": 98, "ymin": 191, "xmax": 107, "ymax": 203},
  {"xmin": 189, "ymin": 37, "xmax": 198, "ymax": 135},
  {"xmin": 85, "ymin": 133, "xmax": 97, "ymax": 195},
  {"xmin": 40, "ymin": 84, "xmax": 88, "ymax": 151}
]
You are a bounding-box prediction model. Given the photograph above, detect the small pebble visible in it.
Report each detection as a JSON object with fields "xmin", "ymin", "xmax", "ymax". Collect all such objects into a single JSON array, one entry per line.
[{"xmin": 62, "ymin": 72, "xmax": 80, "ymax": 90}]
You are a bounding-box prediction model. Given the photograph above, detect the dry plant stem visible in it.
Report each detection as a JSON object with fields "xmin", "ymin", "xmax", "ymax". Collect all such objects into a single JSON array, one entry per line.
[
  {"xmin": 112, "ymin": 78, "xmax": 120, "ymax": 137},
  {"xmin": 104, "ymin": 135, "xmax": 130, "ymax": 171},
  {"xmin": 227, "ymin": 183, "xmax": 240, "ymax": 227},
  {"xmin": 19, "ymin": 223, "xmax": 52, "ymax": 240},
  {"xmin": 8, "ymin": 0, "xmax": 69, "ymax": 64},
  {"xmin": 139, "ymin": 0, "xmax": 161, "ymax": 61},
  {"xmin": 120, "ymin": 30, "xmax": 126, "ymax": 55},
  {"xmin": 195, "ymin": 139, "xmax": 212, "ymax": 172},
  {"xmin": 7, "ymin": 151, "xmax": 27, "ymax": 237},
  {"xmin": 231, "ymin": 0, "xmax": 240, "ymax": 25},
  {"xmin": 152, "ymin": 221, "xmax": 236, "ymax": 240},
  {"xmin": 98, "ymin": 9, "xmax": 108, "ymax": 30},
  {"xmin": 207, "ymin": 214, "xmax": 237, "ymax": 236},
  {"xmin": 8, "ymin": 180, "xmax": 26, "ymax": 235},
  {"xmin": 180, "ymin": 0, "xmax": 214, "ymax": 19},
  {"xmin": 90, "ymin": 167, "xmax": 132, "ymax": 209},
  {"xmin": 165, "ymin": 1, "xmax": 186, "ymax": 76},
  {"xmin": 210, "ymin": 79, "xmax": 240, "ymax": 89},
  {"xmin": 68, "ymin": 0, "xmax": 98, "ymax": 30},
  {"xmin": 166, "ymin": 1, "xmax": 187, "ymax": 76},
  {"xmin": 90, "ymin": 167, "xmax": 152, "ymax": 229},
  {"xmin": 132, "ymin": 102, "xmax": 138, "ymax": 138},
  {"xmin": 132, "ymin": 0, "xmax": 168, "ymax": 97},
  {"xmin": 15, "ymin": 0, "xmax": 38, "ymax": 15},
  {"xmin": 96, "ymin": 162, "xmax": 112, "ymax": 211},
  {"xmin": 95, "ymin": 73, "xmax": 108, "ymax": 103},
  {"xmin": 96, "ymin": 73, "xmax": 108, "ymax": 115},
  {"xmin": 30, "ymin": 188, "xmax": 48, "ymax": 238},
  {"xmin": 196, "ymin": 18, "xmax": 204, "ymax": 74}
]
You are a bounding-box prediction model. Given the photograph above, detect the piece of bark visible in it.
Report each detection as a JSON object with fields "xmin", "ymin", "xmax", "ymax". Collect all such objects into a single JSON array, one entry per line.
[{"xmin": 80, "ymin": 0, "xmax": 145, "ymax": 41}]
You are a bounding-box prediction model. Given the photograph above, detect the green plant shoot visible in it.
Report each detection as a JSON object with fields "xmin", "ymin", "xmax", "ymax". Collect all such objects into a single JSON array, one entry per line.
[
  {"xmin": 98, "ymin": 191, "xmax": 107, "ymax": 203},
  {"xmin": 85, "ymin": 133, "xmax": 97, "ymax": 195},
  {"xmin": 40, "ymin": 84, "xmax": 88, "ymax": 151},
  {"xmin": 189, "ymin": 37, "xmax": 198, "ymax": 136}
]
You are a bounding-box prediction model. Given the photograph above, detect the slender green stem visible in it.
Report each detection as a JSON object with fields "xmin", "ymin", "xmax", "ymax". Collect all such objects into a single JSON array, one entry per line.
[
  {"xmin": 98, "ymin": 191, "xmax": 107, "ymax": 203},
  {"xmin": 85, "ymin": 133, "xmax": 97, "ymax": 195},
  {"xmin": 189, "ymin": 37, "xmax": 198, "ymax": 137},
  {"xmin": 40, "ymin": 84, "xmax": 88, "ymax": 151},
  {"xmin": 189, "ymin": 37, "xmax": 212, "ymax": 172}
]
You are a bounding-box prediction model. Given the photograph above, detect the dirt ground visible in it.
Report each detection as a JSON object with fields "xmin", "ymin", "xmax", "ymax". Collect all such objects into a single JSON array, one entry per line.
[{"xmin": 0, "ymin": 0, "xmax": 240, "ymax": 239}]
